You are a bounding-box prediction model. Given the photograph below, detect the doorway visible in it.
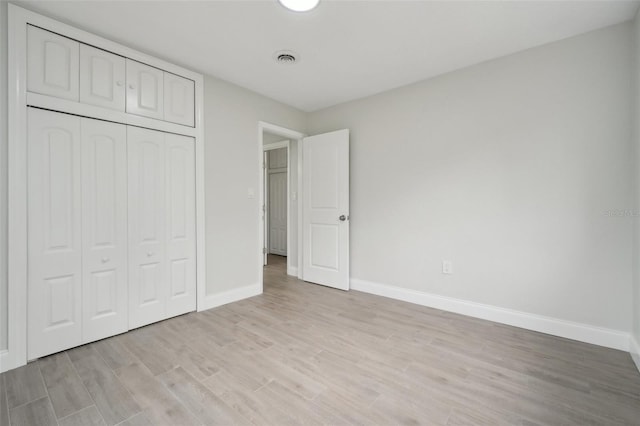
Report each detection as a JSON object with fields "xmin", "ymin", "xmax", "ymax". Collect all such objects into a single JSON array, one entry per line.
[
  {"xmin": 258, "ymin": 122, "xmax": 305, "ymax": 292},
  {"xmin": 264, "ymin": 141, "xmax": 288, "ymax": 261},
  {"xmin": 258, "ymin": 122, "xmax": 351, "ymax": 292}
]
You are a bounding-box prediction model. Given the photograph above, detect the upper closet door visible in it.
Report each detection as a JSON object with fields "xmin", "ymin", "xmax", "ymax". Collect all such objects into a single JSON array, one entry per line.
[
  {"xmin": 27, "ymin": 108, "xmax": 82, "ymax": 360},
  {"xmin": 165, "ymin": 134, "xmax": 196, "ymax": 317},
  {"xmin": 81, "ymin": 118, "xmax": 128, "ymax": 343},
  {"xmin": 80, "ymin": 44, "xmax": 126, "ymax": 111},
  {"xmin": 27, "ymin": 26, "xmax": 80, "ymax": 101},
  {"xmin": 126, "ymin": 60, "xmax": 164, "ymax": 120},
  {"xmin": 164, "ymin": 73, "xmax": 195, "ymax": 127}
]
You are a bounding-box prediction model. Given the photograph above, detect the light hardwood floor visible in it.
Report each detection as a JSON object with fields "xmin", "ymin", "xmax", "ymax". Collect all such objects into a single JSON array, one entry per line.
[{"xmin": 2, "ymin": 254, "xmax": 640, "ymax": 425}]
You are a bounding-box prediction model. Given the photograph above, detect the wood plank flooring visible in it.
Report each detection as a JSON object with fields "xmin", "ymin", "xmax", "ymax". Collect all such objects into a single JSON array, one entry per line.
[{"xmin": 2, "ymin": 253, "xmax": 640, "ymax": 425}]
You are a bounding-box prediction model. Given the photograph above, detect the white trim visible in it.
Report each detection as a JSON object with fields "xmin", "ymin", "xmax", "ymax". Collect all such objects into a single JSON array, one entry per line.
[
  {"xmin": 258, "ymin": 121, "xmax": 306, "ymax": 291},
  {"xmin": 199, "ymin": 283, "xmax": 262, "ymax": 311},
  {"xmin": 297, "ymin": 137, "xmax": 303, "ymax": 279},
  {"xmin": 263, "ymin": 140, "xmax": 289, "ymax": 151},
  {"xmin": 6, "ymin": 4, "xmax": 206, "ymax": 372},
  {"xmin": 287, "ymin": 266, "xmax": 299, "ymax": 276},
  {"xmin": 27, "ymin": 93, "xmax": 197, "ymax": 137},
  {"xmin": 631, "ymin": 334, "xmax": 640, "ymax": 373},
  {"xmin": 5, "ymin": 4, "xmax": 29, "ymax": 373},
  {"xmin": 0, "ymin": 350, "xmax": 9, "ymax": 373},
  {"xmin": 350, "ymin": 278, "xmax": 631, "ymax": 351}
]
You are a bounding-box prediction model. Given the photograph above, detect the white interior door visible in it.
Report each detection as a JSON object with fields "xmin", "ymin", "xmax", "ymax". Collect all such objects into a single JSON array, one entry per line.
[
  {"xmin": 127, "ymin": 126, "xmax": 166, "ymax": 329},
  {"xmin": 302, "ymin": 129, "xmax": 349, "ymax": 290},
  {"xmin": 165, "ymin": 133, "xmax": 196, "ymax": 317},
  {"xmin": 81, "ymin": 118, "xmax": 128, "ymax": 343},
  {"xmin": 269, "ymin": 171, "xmax": 287, "ymax": 256},
  {"xmin": 27, "ymin": 108, "xmax": 82, "ymax": 359}
]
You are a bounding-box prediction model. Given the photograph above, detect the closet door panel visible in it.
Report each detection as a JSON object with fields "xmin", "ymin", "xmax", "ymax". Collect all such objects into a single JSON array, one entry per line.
[
  {"xmin": 128, "ymin": 126, "xmax": 166, "ymax": 329},
  {"xmin": 80, "ymin": 45, "xmax": 126, "ymax": 111},
  {"xmin": 81, "ymin": 118, "xmax": 128, "ymax": 343},
  {"xmin": 165, "ymin": 134, "xmax": 196, "ymax": 317},
  {"xmin": 164, "ymin": 73, "xmax": 195, "ymax": 127},
  {"xmin": 27, "ymin": 26, "xmax": 80, "ymax": 101},
  {"xmin": 27, "ymin": 108, "xmax": 82, "ymax": 359},
  {"xmin": 126, "ymin": 60, "xmax": 164, "ymax": 120}
]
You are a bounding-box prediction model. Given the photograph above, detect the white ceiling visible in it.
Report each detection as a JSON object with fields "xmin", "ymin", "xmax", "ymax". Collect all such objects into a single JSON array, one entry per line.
[{"xmin": 17, "ymin": 0, "xmax": 640, "ymax": 112}]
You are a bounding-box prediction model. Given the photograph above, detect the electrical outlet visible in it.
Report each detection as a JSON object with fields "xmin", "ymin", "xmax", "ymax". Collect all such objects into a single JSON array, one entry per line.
[{"xmin": 442, "ymin": 260, "xmax": 453, "ymax": 274}]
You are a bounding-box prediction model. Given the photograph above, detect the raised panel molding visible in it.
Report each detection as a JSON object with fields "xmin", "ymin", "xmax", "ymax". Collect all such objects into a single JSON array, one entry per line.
[
  {"xmin": 27, "ymin": 25, "xmax": 79, "ymax": 101},
  {"xmin": 27, "ymin": 108, "xmax": 82, "ymax": 360},
  {"xmin": 80, "ymin": 44, "xmax": 126, "ymax": 111},
  {"xmin": 126, "ymin": 59, "xmax": 164, "ymax": 120},
  {"xmin": 128, "ymin": 127, "xmax": 166, "ymax": 329},
  {"xmin": 164, "ymin": 73, "xmax": 195, "ymax": 127},
  {"xmin": 165, "ymin": 133, "xmax": 196, "ymax": 317},
  {"xmin": 81, "ymin": 118, "xmax": 128, "ymax": 344}
]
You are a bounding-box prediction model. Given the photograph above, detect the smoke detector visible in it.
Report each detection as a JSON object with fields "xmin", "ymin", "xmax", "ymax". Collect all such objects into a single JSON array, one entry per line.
[{"xmin": 274, "ymin": 50, "xmax": 299, "ymax": 65}]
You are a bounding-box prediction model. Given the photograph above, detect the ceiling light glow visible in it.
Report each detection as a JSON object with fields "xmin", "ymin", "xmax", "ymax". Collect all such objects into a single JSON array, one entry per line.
[{"xmin": 278, "ymin": 0, "xmax": 319, "ymax": 12}]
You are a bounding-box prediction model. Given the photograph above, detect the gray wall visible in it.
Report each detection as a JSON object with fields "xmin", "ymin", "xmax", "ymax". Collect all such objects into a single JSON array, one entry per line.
[
  {"xmin": 204, "ymin": 76, "xmax": 306, "ymax": 295},
  {"xmin": 308, "ymin": 23, "xmax": 634, "ymax": 332},
  {"xmin": 1, "ymin": 0, "xmax": 8, "ymax": 351}
]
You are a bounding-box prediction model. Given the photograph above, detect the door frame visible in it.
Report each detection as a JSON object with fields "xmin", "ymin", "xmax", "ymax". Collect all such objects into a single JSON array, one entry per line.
[
  {"xmin": 258, "ymin": 122, "xmax": 306, "ymax": 292},
  {"xmin": 4, "ymin": 4, "xmax": 206, "ymax": 372}
]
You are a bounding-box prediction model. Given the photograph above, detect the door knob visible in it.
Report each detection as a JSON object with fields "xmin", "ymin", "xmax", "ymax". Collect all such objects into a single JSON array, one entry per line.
[
  {"xmin": 101, "ymin": 257, "xmax": 109, "ymax": 263},
  {"xmin": 339, "ymin": 215, "xmax": 347, "ymax": 221},
  {"xmin": 116, "ymin": 81, "xmax": 124, "ymax": 87}
]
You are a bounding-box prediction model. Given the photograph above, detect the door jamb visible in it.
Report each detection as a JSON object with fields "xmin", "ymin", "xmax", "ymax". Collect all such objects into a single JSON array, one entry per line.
[{"xmin": 258, "ymin": 122, "xmax": 306, "ymax": 293}]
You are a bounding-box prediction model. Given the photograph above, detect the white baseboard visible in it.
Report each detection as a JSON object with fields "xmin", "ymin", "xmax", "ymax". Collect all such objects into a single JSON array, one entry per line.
[
  {"xmin": 0, "ymin": 349, "xmax": 21, "ymax": 374},
  {"xmin": 0, "ymin": 349, "xmax": 10, "ymax": 373},
  {"xmin": 350, "ymin": 278, "xmax": 630, "ymax": 351},
  {"xmin": 631, "ymin": 335, "xmax": 640, "ymax": 373},
  {"xmin": 198, "ymin": 282, "xmax": 262, "ymax": 311},
  {"xmin": 287, "ymin": 266, "xmax": 298, "ymax": 276}
]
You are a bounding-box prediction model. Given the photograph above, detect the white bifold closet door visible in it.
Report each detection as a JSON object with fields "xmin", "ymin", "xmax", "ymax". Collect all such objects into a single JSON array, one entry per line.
[
  {"xmin": 28, "ymin": 108, "xmax": 83, "ymax": 359},
  {"xmin": 81, "ymin": 118, "xmax": 128, "ymax": 343},
  {"xmin": 28, "ymin": 108, "xmax": 129, "ymax": 359},
  {"xmin": 128, "ymin": 127, "xmax": 196, "ymax": 329}
]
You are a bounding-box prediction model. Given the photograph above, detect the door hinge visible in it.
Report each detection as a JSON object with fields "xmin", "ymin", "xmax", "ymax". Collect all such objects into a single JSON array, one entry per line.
[{"xmin": 263, "ymin": 248, "xmax": 267, "ymax": 254}]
